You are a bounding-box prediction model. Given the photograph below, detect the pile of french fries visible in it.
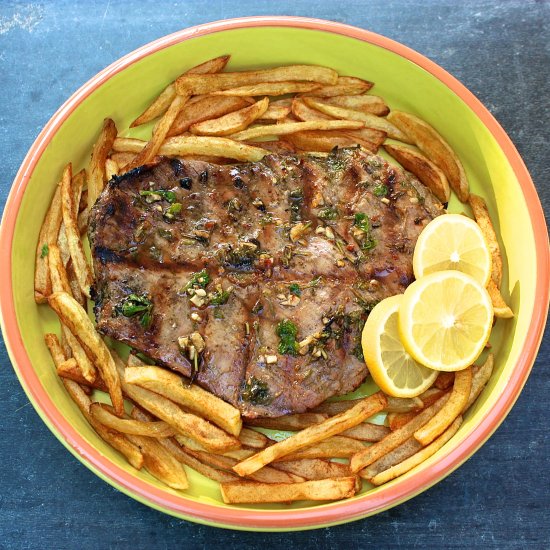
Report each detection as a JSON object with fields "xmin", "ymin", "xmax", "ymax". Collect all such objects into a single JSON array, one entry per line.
[{"xmin": 33, "ymin": 55, "xmax": 512, "ymax": 505}]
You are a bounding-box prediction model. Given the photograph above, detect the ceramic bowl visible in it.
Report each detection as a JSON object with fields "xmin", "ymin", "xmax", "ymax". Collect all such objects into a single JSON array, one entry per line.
[{"xmin": 1, "ymin": 16, "xmax": 548, "ymax": 531}]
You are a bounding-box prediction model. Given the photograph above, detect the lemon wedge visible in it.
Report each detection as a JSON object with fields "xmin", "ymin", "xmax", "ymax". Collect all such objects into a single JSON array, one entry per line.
[
  {"xmin": 362, "ymin": 294, "xmax": 439, "ymax": 397},
  {"xmin": 398, "ymin": 270, "xmax": 493, "ymax": 371},
  {"xmin": 413, "ymin": 214, "xmax": 492, "ymax": 286}
]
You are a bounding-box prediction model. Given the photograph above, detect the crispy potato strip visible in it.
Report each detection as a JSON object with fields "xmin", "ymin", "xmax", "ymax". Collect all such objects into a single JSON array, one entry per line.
[
  {"xmin": 238, "ymin": 427, "xmax": 269, "ymax": 449},
  {"xmin": 414, "ymin": 367, "xmax": 472, "ymax": 446},
  {"xmin": 286, "ymin": 130, "xmax": 379, "ymax": 153},
  {"xmin": 387, "ymin": 110, "xmax": 469, "ymax": 202},
  {"xmin": 233, "ymin": 392, "xmax": 386, "ymax": 476},
  {"xmin": 56, "ymin": 357, "xmax": 107, "ymax": 392},
  {"xmin": 384, "ymin": 142, "xmax": 450, "ymax": 203},
  {"xmin": 118, "ymin": 363, "xmax": 240, "ymax": 453},
  {"xmin": 340, "ymin": 422, "xmax": 390, "ymax": 442},
  {"xmin": 487, "ymin": 280, "xmax": 514, "ymax": 318},
  {"xmin": 210, "ymin": 82, "xmax": 322, "ymax": 96},
  {"xmin": 131, "ymin": 54, "xmax": 230, "ymax": 127},
  {"xmin": 168, "ymin": 96, "xmax": 251, "ymax": 137},
  {"xmin": 123, "ymin": 364, "xmax": 242, "ymax": 437},
  {"xmin": 464, "ymin": 354, "xmax": 494, "ymax": 411},
  {"xmin": 304, "ymin": 98, "xmax": 411, "ymax": 141},
  {"xmin": 469, "ymin": 194, "xmax": 503, "ymax": 287},
  {"xmin": 245, "ymin": 413, "xmax": 328, "ymax": 431},
  {"xmin": 175, "ymin": 65, "xmax": 338, "ymax": 95},
  {"xmin": 61, "ymin": 164, "xmax": 93, "ymax": 297},
  {"xmin": 273, "ymin": 459, "xmax": 351, "ymax": 480},
  {"xmin": 113, "ymin": 135, "xmax": 269, "ymax": 162},
  {"xmin": 230, "ymin": 119, "xmax": 364, "ymax": 141},
  {"xmin": 220, "ymin": 477, "xmax": 358, "ymax": 504},
  {"xmin": 314, "ymin": 94, "xmax": 389, "ymax": 115},
  {"xmin": 350, "ymin": 393, "xmax": 450, "ymax": 473},
  {"xmin": 35, "ymin": 184, "xmax": 63, "ymax": 302},
  {"xmin": 87, "ymin": 118, "xmax": 117, "ymax": 210},
  {"xmin": 299, "ymin": 76, "xmax": 373, "ymax": 97},
  {"xmin": 89, "ymin": 403, "xmax": 176, "ymax": 437},
  {"xmin": 48, "ymin": 291, "xmax": 124, "ymax": 415},
  {"xmin": 275, "ymin": 435, "xmax": 365, "ymax": 461},
  {"xmin": 371, "ymin": 417, "xmax": 463, "ymax": 486},
  {"xmin": 190, "ymin": 97, "xmax": 269, "ymax": 136}
]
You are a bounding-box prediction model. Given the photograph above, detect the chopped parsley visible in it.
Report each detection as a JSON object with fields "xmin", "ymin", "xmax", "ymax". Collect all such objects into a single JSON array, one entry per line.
[
  {"xmin": 373, "ymin": 183, "xmax": 388, "ymax": 197},
  {"xmin": 163, "ymin": 202, "xmax": 182, "ymax": 222},
  {"xmin": 209, "ymin": 288, "xmax": 231, "ymax": 305},
  {"xmin": 40, "ymin": 244, "xmax": 49, "ymax": 258},
  {"xmin": 276, "ymin": 319, "xmax": 299, "ymax": 356},
  {"xmin": 139, "ymin": 189, "xmax": 177, "ymax": 203},
  {"xmin": 288, "ymin": 283, "xmax": 302, "ymax": 296},
  {"xmin": 115, "ymin": 293, "xmax": 153, "ymax": 328},
  {"xmin": 183, "ymin": 269, "xmax": 210, "ymax": 292},
  {"xmin": 318, "ymin": 206, "xmax": 339, "ymax": 220},
  {"xmin": 354, "ymin": 213, "xmax": 377, "ymax": 251},
  {"xmin": 242, "ymin": 377, "xmax": 271, "ymax": 405}
]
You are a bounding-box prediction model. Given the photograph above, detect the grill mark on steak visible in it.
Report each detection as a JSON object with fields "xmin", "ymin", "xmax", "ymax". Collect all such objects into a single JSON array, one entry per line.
[{"xmin": 89, "ymin": 147, "xmax": 443, "ymax": 417}]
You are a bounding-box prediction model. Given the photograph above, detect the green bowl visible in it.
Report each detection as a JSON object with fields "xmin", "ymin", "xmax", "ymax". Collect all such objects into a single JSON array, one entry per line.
[{"xmin": 0, "ymin": 16, "xmax": 548, "ymax": 531}]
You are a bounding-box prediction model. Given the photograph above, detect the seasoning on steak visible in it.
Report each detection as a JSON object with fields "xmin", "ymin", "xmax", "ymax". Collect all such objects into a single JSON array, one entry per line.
[{"xmin": 89, "ymin": 147, "xmax": 443, "ymax": 417}]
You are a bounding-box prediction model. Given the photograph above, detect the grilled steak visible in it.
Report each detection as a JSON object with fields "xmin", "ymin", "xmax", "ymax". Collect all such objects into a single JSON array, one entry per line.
[{"xmin": 89, "ymin": 147, "xmax": 443, "ymax": 417}]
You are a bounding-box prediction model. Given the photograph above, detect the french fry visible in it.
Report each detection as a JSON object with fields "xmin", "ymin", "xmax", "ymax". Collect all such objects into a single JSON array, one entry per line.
[
  {"xmin": 105, "ymin": 158, "xmax": 119, "ymax": 181},
  {"xmin": 233, "ymin": 392, "xmax": 386, "ymax": 476},
  {"xmin": 387, "ymin": 110, "xmax": 469, "ymax": 202},
  {"xmin": 464, "ymin": 354, "xmax": 494, "ymax": 411},
  {"xmin": 238, "ymin": 427, "xmax": 269, "ymax": 449},
  {"xmin": 168, "ymin": 96, "xmax": 251, "ymax": 137},
  {"xmin": 384, "ymin": 142, "xmax": 450, "ymax": 203},
  {"xmin": 53, "ymin": 370, "xmax": 143, "ymax": 470},
  {"xmin": 350, "ymin": 393, "xmax": 450, "ymax": 473},
  {"xmin": 189, "ymin": 97, "xmax": 269, "ymax": 136},
  {"xmin": 414, "ymin": 367, "xmax": 472, "ymax": 446},
  {"xmin": 89, "ymin": 403, "xmax": 176, "ymax": 437},
  {"xmin": 210, "ymin": 82, "xmax": 322, "ymax": 97},
  {"xmin": 359, "ymin": 437, "xmax": 423, "ymax": 481},
  {"xmin": 126, "ymin": 433, "xmax": 188, "ymax": 490},
  {"xmin": 35, "ymin": 184, "xmax": 63, "ymax": 302},
  {"xmin": 340, "ymin": 422, "xmax": 390, "ymax": 442},
  {"xmin": 175, "ymin": 65, "xmax": 339, "ymax": 95},
  {"xmin": 60, "ymin": 164, "xmax": 93, "ymax": 298},
  {"xmin": 434, "ymin": 371, "xmax": 455, "ymax": 390},
  {"xmin": 56, "ymin": 357, "xmax": 107, "ymax": 391},
  {"xmin": 186, "ymin": 449, "xmax": 303, "ymax": 484},
  {"xmin": 303, "ymin": 98, "xmax": 411, "ymax": 142},
  {"xmin": 220, "ymin": 477, "xmax": 358, "ymax": 504},
  {"xmin": 299, "ymin": 76, "xmax": 373, "ymax": 97},
  {"xmin": 245, "ymin": 413, "xmax": 328, "ymax": 431},
  {"xmin": 259, "ymin": 100, "xmax": 292, "ymax": 121},
  {"xmin": 292, "ymin": 98, "xmax": 334, "ymax": 121},
  {"xmin": 312, "ymin": 396, "xmax": 422, "ymax": 416},
  {"xmin": 66, "ymin": 259, "xmax": 86, "ymax": 308},
  {"xmin": 387, "ymin": 390, "xmax": 448, "ymax": 431},
  {"xmin": 286, "ymin": 130, "xmax": 378, "ymax": 153},
  {"xmin": 109, "ymin": 152, "xmax": 136, "ymax": 171},
  {"xmin": 230, "ymin": 119, "xmax": 364, "ymax": 142},
  {"xmin": 342, "ymin": 127, "xmax": 387, "ymax": 150},
  {"xmin": 131, "ymin": 54, "xmax": 230, "ymax": 127},
  {"xmin": 371, "ymin": 417, "xmax": 463, "ymax": 486},
  {"xmin": 243, "ymin": 139, "xmax": 295, "ymax": 154},
  {"xmin": 113, "ymin": 136, "xmax": 269, "ymax": 162},
  {"xmin": 47, "ymin": 244, "xmax": 72, "ymax": 295},
  {"xmin": 87, "ymin": 118, "xmax": 117, "ymax": 210},
  {"xmin": 125, "ymin": 92, "xmax": 190, "ymax": 170},
  {"xmin": 273, "ymin": 459, "xmax": 351, "ymax": 480},
  {"xmin": 118, "ymin": 364, "xmax": 240, "ymax": 452},
  {"xmin": 48, "ymin": 291, "xmax": 124, "ymax": 415},
  {"xmin": 275, "ymin": 435, "xmax": 365, "ymax": 461},
  {"xmin": 313, "ymin": 94, "xmax": 389, "ymax": 116},
  {"xmin": 486, "ymin": 279, "xmax": 514, "ymax": 318},
  {"xmin": 123, "ymin": 365, "xmax": 242, "ymax": 436},
  {"xmin": 469, "ymin": 194, "xmax": 503, "ymax": 288},
  {"xmin": 157, "ymin": 437, "xmax": 239, "ymax": 483}
]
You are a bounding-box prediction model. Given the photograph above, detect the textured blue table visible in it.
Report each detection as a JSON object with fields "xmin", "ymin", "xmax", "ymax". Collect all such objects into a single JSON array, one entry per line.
[{"xmin": 1, "ymin": 2, "xmax": 548, "ymax": 548}]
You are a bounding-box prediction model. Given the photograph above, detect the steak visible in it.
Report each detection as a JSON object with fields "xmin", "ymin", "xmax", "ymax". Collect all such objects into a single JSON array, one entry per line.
[{"xmin": 89, "ymin": 147, "xmax": 443, "ymax": 417}]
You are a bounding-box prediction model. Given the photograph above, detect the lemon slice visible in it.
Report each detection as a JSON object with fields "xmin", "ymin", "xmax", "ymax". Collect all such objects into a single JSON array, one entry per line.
[
  {"xmin": 362, "ymin": 294, "xmax": 439, "ymax": 397},
  {"xmin": 413, "ymin": 214, "xmax": 492, "ymax": 286},
  {"xmin": 399, "ymin": 270, "xmax": 493, "ymax": 372}
]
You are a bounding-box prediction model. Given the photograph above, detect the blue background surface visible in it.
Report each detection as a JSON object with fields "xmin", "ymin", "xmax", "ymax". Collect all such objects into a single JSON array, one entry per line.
[{"xmin": 1, "ymin": 2, "xmax": 548, "ymax": 548}]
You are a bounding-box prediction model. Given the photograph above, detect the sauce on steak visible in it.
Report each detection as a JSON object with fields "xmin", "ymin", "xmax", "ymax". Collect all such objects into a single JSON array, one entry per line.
[{"xmin": 89, "ymin": 147, "xmax": 443, "ymax": 417}]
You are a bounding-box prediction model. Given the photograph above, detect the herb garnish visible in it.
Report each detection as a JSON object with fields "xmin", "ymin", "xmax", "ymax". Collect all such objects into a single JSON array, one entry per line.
[
  {"xmin": 288, "ymin": 283, "xmax": 301, "ymax": 296},
  {"xmin": 353, "ymin": 213, "xmax": 377, "ymax": 251},
  {"xmin": 209, "ymin": 288, "xmax": 231, "ymax": 305},
  {"xmin": 163, "ymin": 202, "xmax": 182, "ymax": 222},
  {"xmin": 183, "ymin": 269, "xmax": 210, "ymax": 292},
  {"xmin": 242, "ymin": 377, "xmax": 271, "ymax": 405},
  {"xmin": 373, "ymin": 184, "xmax": 388, "ymax": 197},
  {"xmin": 276, "ymin": 319, "xmax": 299, "ymax": 356},
  {"xmin": 116, "ymin": 293, "xmax": 153, "ymax": 328},
  {"xmin": 139, "ymin": 189, "xmax": 177, "ymax": 203},
  {"xmin": 318, "ymin": 206, "xmax": 339, "ymax": 220},
  {"xmin": 40, "ymin": 244, "xmax": 49, "ymax": 258}
]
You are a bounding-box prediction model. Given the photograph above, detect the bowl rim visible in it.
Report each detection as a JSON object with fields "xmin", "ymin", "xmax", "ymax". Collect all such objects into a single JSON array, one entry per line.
[{"xmin": 0, "ymin": 15, "xmax": 548, "ymax": 531}]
